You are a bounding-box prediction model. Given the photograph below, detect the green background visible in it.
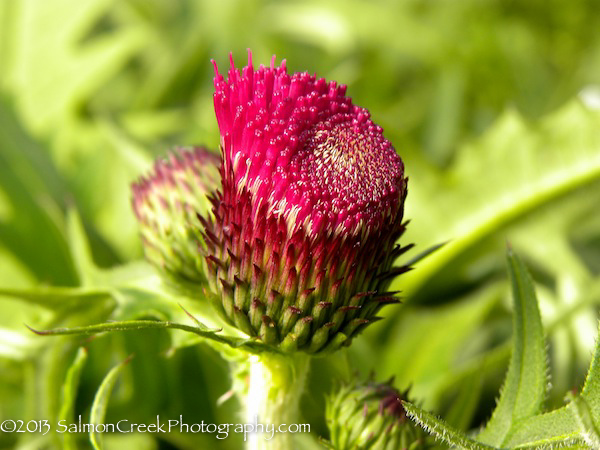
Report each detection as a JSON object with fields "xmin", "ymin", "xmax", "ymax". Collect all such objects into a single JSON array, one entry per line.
[{"xmin": 1, "ymin": 0, "xmax": 600, "ymax": 448}]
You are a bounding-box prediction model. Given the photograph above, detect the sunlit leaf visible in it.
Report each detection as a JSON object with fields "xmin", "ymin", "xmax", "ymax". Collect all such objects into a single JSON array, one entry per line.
[{"xmin": 399, "ymin": 101, "xmax": 600, "ymax": 297}]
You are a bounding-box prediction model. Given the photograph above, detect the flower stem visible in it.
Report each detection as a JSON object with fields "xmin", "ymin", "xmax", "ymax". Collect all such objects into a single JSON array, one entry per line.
[{"xmin": 245, "ymin": 352, "xmax": 310, "ymax": 450}]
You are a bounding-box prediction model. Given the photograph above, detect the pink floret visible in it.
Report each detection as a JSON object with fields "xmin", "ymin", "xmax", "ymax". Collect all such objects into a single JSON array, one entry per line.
[{"xmin": 213, "ymin": 52, "xmax": 405, "ymax": 239}]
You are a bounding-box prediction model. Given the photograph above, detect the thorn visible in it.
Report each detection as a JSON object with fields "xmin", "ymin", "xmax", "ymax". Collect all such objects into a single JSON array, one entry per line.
[
  {"xmin": 24, "ymin": 323, "xmax": 47, "ymax": 335},
  {"xmin": 178, "ymin": 304, "xmax": 222, "ymax": 332},
  {"xmin": 376, "ymin": 266, "xmax": 413, "ymax": 281}
]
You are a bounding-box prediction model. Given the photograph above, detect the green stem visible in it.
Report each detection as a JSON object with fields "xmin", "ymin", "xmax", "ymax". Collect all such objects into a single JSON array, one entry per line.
[{"xmin": 244, "ymin": 353, "xmax": 310, "ymax": 450}]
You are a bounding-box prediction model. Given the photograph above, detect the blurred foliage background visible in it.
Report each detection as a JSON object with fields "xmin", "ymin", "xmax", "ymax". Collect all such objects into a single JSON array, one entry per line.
[{"xmin": 1, "ymin": 0, "xmax": 600, "ymax": 448}]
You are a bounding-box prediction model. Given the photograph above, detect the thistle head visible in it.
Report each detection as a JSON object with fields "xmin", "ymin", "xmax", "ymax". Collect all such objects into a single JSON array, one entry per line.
[
  {"xmin": 326, "ymin": 378, "xmax": 426, "ymax": 449},
  {"xmin": 203, "ymin": 53, "xmax": 410, "ymax": 353},
  {"xmin": 132, "ymin": 147, "xmax": 220, "ymax": 288},
  {"xmin": 213, "ymin": 53, "xmax": 406, "ymax": 239}
]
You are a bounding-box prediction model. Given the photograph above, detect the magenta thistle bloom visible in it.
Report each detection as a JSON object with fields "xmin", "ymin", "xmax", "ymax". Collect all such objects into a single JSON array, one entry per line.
[
  {"xmin": 132, "ymin": 147, "xmax": 220, "ymax": 288},
  {"xmin": 202, "ymin": 53, "xmax": 410, "ymax": 353}
]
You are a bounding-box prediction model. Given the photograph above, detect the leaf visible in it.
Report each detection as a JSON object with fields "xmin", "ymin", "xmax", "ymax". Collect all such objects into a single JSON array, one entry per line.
[
  {"xmin": 580, "ymin": 320, "xmax": 600, "ymax": 436},
  {"xmin": 59, "ymin": 347, "xmax": 88, "ymax": 450},
  {"xmin": 502, "ymin": 406, "xmax": 584, "ymax": 448},
  {"xmin": 90, "ymin": 355, "xmax": 132, "ymax": 450},
  {"xmin": 477, "ymin": 249, "xmax": 547, "ymax": 446},
  {"xmin": 566, "ymin": 393, "xmax": 600, "ymax": 449},
  {"xmin": 27, "ymin": 319, "xmax": 281, "ymax": 355},
  {"xmin": 510, "ymin": 190, "xmax": 599, "ymax": 388},
  {"xmin": 403, "ymin": 401, "xmax": 493, "ymax": 449},
  {"xmin": 398, "ymin": 101, "xmax": 600, "ymax": 297}
]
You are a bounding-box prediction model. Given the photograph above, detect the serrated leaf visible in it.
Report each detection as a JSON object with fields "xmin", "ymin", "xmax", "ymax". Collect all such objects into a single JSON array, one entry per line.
[
  {"xmin": 59, "ymin": 347, "xmax": 88, "ymax": 450},
  {"xmin": 580, "ymin": 320, "xmax": 600, "ymax": 437},
  {"xmin": 90, "ymin": 355, "xmax": 132, "ymax": 450},
  {"xmin": 477, "ymin": 249, "xmax": 547, "ymax": 446},
  {"xmin": 399, "ymin": 101, "xmax": 600, "ymax": 297},
  {"xmin": 403, "ymin": 401, "xmax": 493, "ymax": 449}
]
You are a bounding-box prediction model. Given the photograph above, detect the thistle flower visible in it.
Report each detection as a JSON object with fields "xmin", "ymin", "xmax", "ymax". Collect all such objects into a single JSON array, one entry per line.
[
  {"xmin": 132, "ymin": 147, "xmax": 220, "ymax": 288},
  {"xmin": 326, "ymin": 378, "xmax": 425, "ymax": 449},
  {"xmin": 202, "ymin": 53, "xmax": 410, "ymax": 353}
]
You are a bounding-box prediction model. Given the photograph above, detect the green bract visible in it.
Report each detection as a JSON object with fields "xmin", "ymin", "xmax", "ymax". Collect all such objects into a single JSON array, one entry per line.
[
  {"xmin": 326, "ymin": 377, "xmax": 426, "ymax": 450},
  {"xmin": 132, "ymin": 147, "xmax": 220, "ymax": 289}
]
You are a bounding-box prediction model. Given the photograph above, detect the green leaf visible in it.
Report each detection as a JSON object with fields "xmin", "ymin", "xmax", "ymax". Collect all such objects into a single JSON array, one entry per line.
[
  {"xmin": 580, "ymin": 320, "xmax": 600, "ymax": 437},
  {"xmin": 403, "ymin": 401, "xmax": 493, "ymax": 449},
  {"xmin": 503, "ymin": 406, "xmax": 584, "ymax": 448},
  {"xmin": 59, "ymin": 347, "xmax": 88, "ymax": 450},
  {"xmin": 399, "ymin": 101, "xmax": 600, "ymax": 297},
  {"xmin": 566, "ymin": 393, "xmax": 600, "ymax": 449},
  {"xmin": 477, "ymin": 248, "xmax": 547, "ymax": 446},
  {"xmin": 27, "ymin": 319, "xmax": 281, "ymax": 355},
  {"xmin": 90, "ymin": 355, "xmax": 132, "ymax": 450}
]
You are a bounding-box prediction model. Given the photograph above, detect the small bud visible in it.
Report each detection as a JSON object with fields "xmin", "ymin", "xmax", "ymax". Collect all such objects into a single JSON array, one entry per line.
[
  {"xmin": 131, "ymin": 147, "xmax": 220, "ymax": 288},
  {"xmin": 326, "ymin": 377, "xmax": 426, "ymax": 449},
  {"xmin": 203, "ymin": 53, "xmax": 410, "ymax": 353}
]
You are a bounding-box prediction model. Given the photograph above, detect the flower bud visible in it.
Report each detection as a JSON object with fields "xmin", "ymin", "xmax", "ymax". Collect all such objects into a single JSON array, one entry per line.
[
  {"xmin": 326, "ymin": 378, "xmax": 426, "ymax": 449},
  {"xmin": 203, "ymin": 53, "xmax": 410, "ymax": 353},
  {"xmin": 132, "ymin": 147, "xmax": 220, "ymax": 287}
]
